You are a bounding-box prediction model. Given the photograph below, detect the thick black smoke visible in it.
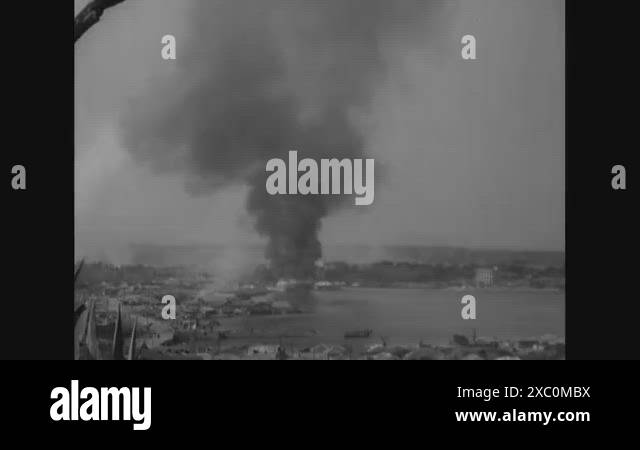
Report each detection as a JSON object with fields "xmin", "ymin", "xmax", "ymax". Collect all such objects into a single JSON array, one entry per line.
[{"xmin": 121, "ymin": 0, "xmax": 442, "ymax": 278}]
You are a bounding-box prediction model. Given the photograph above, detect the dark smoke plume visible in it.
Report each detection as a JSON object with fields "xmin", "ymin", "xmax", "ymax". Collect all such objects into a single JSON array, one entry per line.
[{"xmin": 121, "ymin": 0, "xmax": 444, "ymax": 278}]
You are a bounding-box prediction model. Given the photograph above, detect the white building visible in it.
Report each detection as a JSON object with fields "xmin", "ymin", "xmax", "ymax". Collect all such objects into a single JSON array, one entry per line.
[{"xmin": 474, "ymin": 268, "xmax": 494, "ymax": 287}]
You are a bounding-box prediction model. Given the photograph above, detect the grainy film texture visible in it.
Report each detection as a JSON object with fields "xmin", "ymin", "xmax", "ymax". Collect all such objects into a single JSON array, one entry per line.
[{"xmin": 74, "ymin": 0, "xmax": 565, "ymax": 360}]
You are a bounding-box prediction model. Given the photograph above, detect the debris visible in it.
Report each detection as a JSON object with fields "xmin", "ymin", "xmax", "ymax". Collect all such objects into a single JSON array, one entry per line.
[{"xmin": 404, "ymin": 348, "xmax": 443, "ymax": 360}]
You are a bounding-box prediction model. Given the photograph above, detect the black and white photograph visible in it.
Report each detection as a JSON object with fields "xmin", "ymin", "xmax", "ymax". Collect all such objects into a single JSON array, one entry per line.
[
  {"xmin": 73, "ymin": 0, "xmax": 565, "ymax": 360},
  {"xmin": 7, "ymin": 0, "xmax": 640, "ymax": 438}
]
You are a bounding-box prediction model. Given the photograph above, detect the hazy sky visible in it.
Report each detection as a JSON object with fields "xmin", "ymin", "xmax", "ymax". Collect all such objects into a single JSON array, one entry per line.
[{"xmin": 75, "ymin": 0, "xmax": 564, "ymax": 262}]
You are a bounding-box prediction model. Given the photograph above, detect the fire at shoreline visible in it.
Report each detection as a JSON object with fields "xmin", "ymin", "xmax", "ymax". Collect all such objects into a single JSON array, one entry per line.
[{"xmin": 74, "ymin": 259, "xmax": 564, "ymax": 360}]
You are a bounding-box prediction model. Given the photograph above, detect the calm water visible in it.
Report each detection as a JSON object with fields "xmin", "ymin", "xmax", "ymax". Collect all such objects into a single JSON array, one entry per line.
[{"xmin": 218, "ymin": 287, "xmax": 564, "ymax": 349}]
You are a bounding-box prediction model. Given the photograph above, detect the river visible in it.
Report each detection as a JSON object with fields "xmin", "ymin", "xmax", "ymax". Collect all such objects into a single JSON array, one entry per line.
[{"xmin": 216, "ymin": 287, "xmax": 564, "ymax": 350}]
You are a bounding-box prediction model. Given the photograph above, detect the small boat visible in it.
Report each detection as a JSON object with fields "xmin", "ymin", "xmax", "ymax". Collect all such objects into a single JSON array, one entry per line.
[
  {"xmin": 344, "ymin": 329, "xmax": 373, "ymax": 339},
  {"xmin": 217, "ymin": 330, "xmax": 231, "ymax": 340},
  {"xmin": 313, "ymin": 280, "xmax": 342, "ymax": 291}
]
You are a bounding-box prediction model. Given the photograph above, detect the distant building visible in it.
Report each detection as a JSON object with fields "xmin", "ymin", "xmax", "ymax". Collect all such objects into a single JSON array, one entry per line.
[
  {"xmin": 475, "ymin": 268, "xmax": 494, "ymax": 287},
  {"xmin": 247, "ymin": 344, "xmax": 280, "ymax": 357}
]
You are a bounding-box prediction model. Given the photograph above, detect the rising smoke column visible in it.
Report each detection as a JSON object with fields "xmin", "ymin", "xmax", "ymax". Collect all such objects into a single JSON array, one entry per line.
[{"xmin": 121, "ymin": 0, "xmax": 443, "ymax": 278}]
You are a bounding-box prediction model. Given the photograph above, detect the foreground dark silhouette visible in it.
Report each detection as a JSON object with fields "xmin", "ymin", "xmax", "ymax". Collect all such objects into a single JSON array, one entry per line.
[{"xmin": 74, "ymin": 0, "xmax": 128, "ymax": 43}]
